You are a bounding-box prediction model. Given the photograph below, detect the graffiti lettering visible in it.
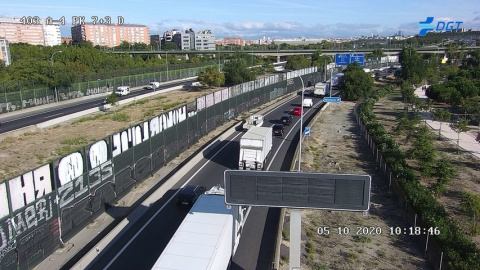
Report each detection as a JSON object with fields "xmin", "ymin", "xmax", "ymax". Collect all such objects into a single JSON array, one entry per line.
[
  {"xmin": 0, "ymin": 102, "xmax": 17, "ymax": 113},
  {"xmin": 11, "ymin": 195, "xmax": 54, "ymax": 236},
  {"xmin": 88, "ymin": 160, "xmax": 113, "ymax": 188},
  {"xmin": 89, "ymin": 140, "xmax": 109, "ymax": 169},
  {"xmin": 86, "ymin": 86, "xmax": 111, "ymax": 95},
  {"xmin": 57, "ymin": 175, "xmax": 88, "ymax": 208},
  {"xmin": 7, "ymin": 164, "xmax": 52, "ymax": 213},
  {"xmin": 22, "ymin": 96, "xmax": 55, "ymax": 108},
  {"xmin": 59, "ymin": 90, "xmax": 84, "ymax": 100},
  {"xmin": 57, "ymin": 152, "xmax": 83, "ymax": 186},
  {"xmin": 114, "ymin": 106, "xmax": 187, "ymax": 157}
]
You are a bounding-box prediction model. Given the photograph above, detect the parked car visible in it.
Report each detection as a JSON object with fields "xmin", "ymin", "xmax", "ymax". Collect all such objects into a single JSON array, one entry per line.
[
  {"xmin": 176, "ymin": 185, "xmax": 206, "ymax": 208},
  {"xmin": 303, "ymin": 98, "xmax": 313, "ymax": 108},
  {"xmin": 291, "ymin": 107, "xmax": 302, "ymax": 115},
  {"xmin": 280, "ymin": 114, "xmax": 293, "ymax": 125},
  {"xmin": 272, "ymin": 124, "xmax": 284, "ymax": 136}
]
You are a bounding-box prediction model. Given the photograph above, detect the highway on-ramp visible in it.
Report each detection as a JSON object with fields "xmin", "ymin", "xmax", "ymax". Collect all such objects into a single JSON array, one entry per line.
[{"xmin": 79, "ymin": 92, "xmax": 326, "ymax": 270}]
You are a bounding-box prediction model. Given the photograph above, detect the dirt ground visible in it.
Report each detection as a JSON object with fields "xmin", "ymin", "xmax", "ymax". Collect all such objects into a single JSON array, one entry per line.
[
  {"xmin": 278, "ymin": 100, "xmax": 432, "ymax": 270},
  {"xmin": 372, "ymin": 90, "xmax": 480, "ymax": 248},
  {"xmin": 0, "ymin": 85, "xmax": 224, "ymax": 182}
]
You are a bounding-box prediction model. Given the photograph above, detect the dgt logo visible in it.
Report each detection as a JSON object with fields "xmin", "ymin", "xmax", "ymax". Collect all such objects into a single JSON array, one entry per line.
[{"xmin": 418, "ymin": 17, "xmax": 463, "ymax": 36}]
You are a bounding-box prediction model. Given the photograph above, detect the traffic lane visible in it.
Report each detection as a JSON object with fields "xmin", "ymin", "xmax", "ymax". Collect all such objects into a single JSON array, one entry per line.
[
  {"xmin": 0, "ymin": 79, "xmax": 195, "ymax": 134},
  {"xmin": 90, "ymin": 132, "xmax": 244, "ymax": 269},
  {"xmin": 230, "ymin": 207, "xmax": 280, "ymax": 270}
]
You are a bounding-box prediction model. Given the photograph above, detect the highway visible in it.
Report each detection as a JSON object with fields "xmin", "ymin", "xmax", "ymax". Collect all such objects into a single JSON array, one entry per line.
[
  {"xmin": 0, "ymin": 78, "xmax": 196, "ymax": 134},
  {"xmin": 80, "ymin": 92, "xmax": 326, "ymax": 270}
]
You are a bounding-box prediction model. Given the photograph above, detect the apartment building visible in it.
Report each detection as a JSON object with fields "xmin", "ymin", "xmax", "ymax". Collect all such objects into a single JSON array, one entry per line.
[
  {"xmin": 72, "ymin": 23, "xmax": 149, "ymax": 47},
  {"xmin": 0, "ymin": 37, "xmax": 11, "ymax": 66},
  {"xmin": 0, "ymin": 17, "xmax": 61, "ymax": 46},
  {"xmin": 194, "ymin": 30, "xmax": 215, "ymax": 50}
]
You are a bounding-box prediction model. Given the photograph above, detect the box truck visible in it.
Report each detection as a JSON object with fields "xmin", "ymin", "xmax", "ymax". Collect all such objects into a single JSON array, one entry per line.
[
  {"xmin": 151, "ymin": 185, "xmax": 249, "ymax": 270},
  {"xmin": 313, "ymin": 82, "xmax": 329, "ymax": 97},
  {"xmin": 244, "ymin": 114, "xmax": 264, "ymax": 130},
  {"xmin": 239, "ymin": 126, "xmax": 273, "ymax": 170},
  {"xmin": 115, "ymin": 86, "xmax": 130, "ymax": 96}
]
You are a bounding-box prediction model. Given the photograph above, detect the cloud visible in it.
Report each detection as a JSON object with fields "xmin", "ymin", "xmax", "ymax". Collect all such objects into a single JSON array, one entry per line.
[{"xmin": 149, "ymin": 19, "xmax": 408, "ymax": 39}]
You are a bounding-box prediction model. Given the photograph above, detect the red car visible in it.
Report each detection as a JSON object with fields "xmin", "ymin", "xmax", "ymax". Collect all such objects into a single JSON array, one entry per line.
[{"xmin": 291, "ymin": 107, "xmax": 302, "ymax": 115}]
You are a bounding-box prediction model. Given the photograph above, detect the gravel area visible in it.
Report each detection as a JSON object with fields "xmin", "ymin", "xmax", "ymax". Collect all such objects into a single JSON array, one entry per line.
[{"xmin": 279, "ymin": 101, "xmax": 431, "ymax": 270}]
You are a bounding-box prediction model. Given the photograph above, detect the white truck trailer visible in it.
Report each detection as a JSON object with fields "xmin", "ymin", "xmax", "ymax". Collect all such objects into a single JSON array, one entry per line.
[
  {"xmin": 313, "ymin": 82, "xmax": 329, "ymax": 97},
  {"xmin": 239, "ymin": 126, "xmax": 273, "ymax": 170},
  {"xmin": 151, "ymin": 185, "xmax": 249, "ymax": 270},
  {"xmin": 244, "ymin": 114, "xmax": 264, "ymax": 130}
]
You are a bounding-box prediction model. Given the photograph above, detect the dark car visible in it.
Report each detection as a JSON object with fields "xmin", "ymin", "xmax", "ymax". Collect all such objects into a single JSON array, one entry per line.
[
  {"xmin": 273, "ymin": 124, "xmax": 284, "ymax": 136},
  {"xmin": 280, "ymin": 114, "xmax": 293, "ymax": 125},
  {"xmin": 176, "ymin": 185, "xmax": 206, "ymax": 208}
]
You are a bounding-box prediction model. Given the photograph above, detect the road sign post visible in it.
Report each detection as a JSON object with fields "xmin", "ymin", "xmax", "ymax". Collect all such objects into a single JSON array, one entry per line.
[
  {"xmin": 323, "ymin": 97, "xmax": 341, "ymax": 103},
  {"xmin": 224, "ymin": 170, "xmax": 371, "ymax": 270}
]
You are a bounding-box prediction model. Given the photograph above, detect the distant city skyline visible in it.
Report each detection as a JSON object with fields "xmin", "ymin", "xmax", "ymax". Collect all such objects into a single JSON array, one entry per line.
[{"xmin": 1, "ymin": 1, "xmax": 480, "ymax": 39}]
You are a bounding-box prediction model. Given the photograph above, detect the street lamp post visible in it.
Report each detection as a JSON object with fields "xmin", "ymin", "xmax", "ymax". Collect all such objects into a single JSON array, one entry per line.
[
  {"xmin": 292, "ymin": 70, "xmax": 305, "ymax": 172},
  {"xmin": 51, "ymin": 50, "xmax": 62, "ymax": 102},
  {"xmin": 165, "ymin": 50, "xmax": 169, "ymax": 82}
]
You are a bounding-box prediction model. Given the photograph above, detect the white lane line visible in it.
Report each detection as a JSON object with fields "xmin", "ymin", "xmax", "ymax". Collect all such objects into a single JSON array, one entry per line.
[
  {"xmin": 44, "ymin": 112, "xmax": 64, "ymax": 119},
  {"xmin": 266, "ymin": 99, "xmax": 322, "ymax": 170},
  {"xmin": 103, "ymin": 92, "xmax": 307, "ymax": 269},
  {"xmin": 102, "ymin": 131, "xmax": 243, "ymax": 270}
]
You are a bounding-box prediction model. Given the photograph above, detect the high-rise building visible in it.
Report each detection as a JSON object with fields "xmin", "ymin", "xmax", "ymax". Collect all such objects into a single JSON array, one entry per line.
[
  {"xmin": 72, "ymin": 23, "xmax": 149, "ymax": 47},
  {"xmin": 195, "ymin": 30, "xmax": 215, "ymax": 50},
  {"xmin": 0, "ymin": 37, "xmax": 11, "ymax": 66},
  {"xmin": 0, "ymin": 17, "xmax": 61, "ymax": 46},
  {"xmin": 173, "ymin": 30, "xmax": 195, "ymax": 50}
]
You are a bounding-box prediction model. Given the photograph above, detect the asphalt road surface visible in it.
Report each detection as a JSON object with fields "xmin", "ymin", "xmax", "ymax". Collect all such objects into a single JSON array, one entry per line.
[
  {"xmin": 81, "ymin": 92, "xmax": 326, "ymax": 270},
  {"xmin": 0, "ymin": 79, "xmax": 196, "ymax": 134}
]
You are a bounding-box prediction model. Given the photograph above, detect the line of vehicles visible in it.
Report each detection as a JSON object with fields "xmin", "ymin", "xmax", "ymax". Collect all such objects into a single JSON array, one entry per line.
[{"xmin": 151, "ymin": 72, "xmax": 346, "ymax": 269}]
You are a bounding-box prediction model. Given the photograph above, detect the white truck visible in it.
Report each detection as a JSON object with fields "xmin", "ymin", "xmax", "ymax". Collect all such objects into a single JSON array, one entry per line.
[
  {"xmin": 313, "ymin": 82, "xmax": 329, "ymax": 97},
  {"xmin": 115, "ymin": 86, "xmax": 130, "ymax": 96},
  {"xmin": 244, "ymin": 114, "xmax": 264, "ymax": 130},
  {"xmin": 239, "ymin": 126, "xmax": 273, "ymax": 170},
  {"xmin": 151, "ymin": 185, "xmax": 249, "ymax": 270},
  {"xmin": 331, "ymin": 73, "xmax": 344, "ymax": 89}
]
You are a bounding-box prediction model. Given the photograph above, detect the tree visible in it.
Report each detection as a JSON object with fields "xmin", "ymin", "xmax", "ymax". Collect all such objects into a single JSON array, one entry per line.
[
  {"xmin": 285, "ymin": 55, "xmax": 310, "ymax": 70},
  {"xmin": 223, "ymin": 60, "xmax": 255, "ymax": 85},
  {"xmin": 449, "ymin": 118, "xmax": 470, "ymax": 154},
  {"xmin": 432, "ymin": 109, "xmax": 451, "ymax": 138},
  {"xmin": 197, "ymin": 67, "xmax": 225, "ymax": 88},
  {"xmin": 105, "ymin": 92, "xmax": 118, "ymax": 105},
  {"xmin": 399, "ymin": 46, "xmax": 427, "ymax": 83},
  {"xmin": 162, "ymin": 41, "xmax": 179, "ymax": 50},
  {"xmin": 432, "ymin": 157, "xmax": 456, "ymax": 196},
  {"xmin": 461, "ymin": 192, "xmax": 480, "ymax": 235},
  {"xmin": 339, "ymin": 62, "xmax": 373, "ymax": 101},
  {"xmin": 411, "ymin": 126, "xmax": 437, "ymax": 177}
]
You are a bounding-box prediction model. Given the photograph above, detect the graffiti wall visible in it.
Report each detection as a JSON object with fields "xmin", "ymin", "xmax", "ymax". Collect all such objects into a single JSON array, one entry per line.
[{"xmin": 0, "ymin": 70, "xmax": 315, "ymax": 270}]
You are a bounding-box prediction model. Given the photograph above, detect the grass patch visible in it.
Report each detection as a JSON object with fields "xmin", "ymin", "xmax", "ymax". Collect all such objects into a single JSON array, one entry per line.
[
  {"xmin": 282, "ymin": 229, "xmax": 290, "ymax": 241},
  {"xmin": 306, "ymin": 241, "xmax": 315, "ymax": 254},
  {"xmin": 36, "ymin": 154, "xmax": 45, "ymax": 164},
  {"xmin": 61, "ymin": 137, "xmax": 88, "ymax": 145},
  {"xmin": 354, "ymin": 235, "xmax": 372, "ymax": 243},
  {"xmin": 377, "ymin": 250, "xmax": 386, "ymax": 258},
  {"xmin": 163, "ymin": 102, "xmax": 185, "ymax": 110},
  {"xmin": 55, "ymin": 145, "xmax": 78, "ymax": 157},
  {"xmin": 2, "ymin": 137, "xmax": 17, "ymax": 143},
  {"xmin": 346, "ymin": 251, "xmax": 359, "ymax": 262},
  {"xmin": 111, "ymin": 113, "xmax": 130, "ymax": 122},
  {"xmin": 73, "ymin": 114, "xmax": 105, "ymax": 124},
  {"xmin": 22, "ymin": 131, "xmax": 39, "ymax": 136}
]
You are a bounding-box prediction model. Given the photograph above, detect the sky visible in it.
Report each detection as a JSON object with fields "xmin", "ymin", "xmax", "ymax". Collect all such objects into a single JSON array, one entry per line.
[{"xmin": 1, "ymin": 0, "xmax": 480, "ymax": 39}]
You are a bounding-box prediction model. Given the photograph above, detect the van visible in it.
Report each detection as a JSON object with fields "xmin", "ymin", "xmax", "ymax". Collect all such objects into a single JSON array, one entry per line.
[
  {"xmin": 303, "ymin": 98, "xmax": 313, "ymax": 108},
  {"xmin": 115, "ymin": 86, "xmax": 130, "ymax": 96},
  {"xmin": 146, "ymin": 82, "xmax": 160, "ymax": 90}
]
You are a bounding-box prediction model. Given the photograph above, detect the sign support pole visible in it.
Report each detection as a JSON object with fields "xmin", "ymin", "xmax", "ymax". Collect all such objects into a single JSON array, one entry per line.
[{"xmin": 289, "ymin": 209, "xmax": 302, "ymax": 270}]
